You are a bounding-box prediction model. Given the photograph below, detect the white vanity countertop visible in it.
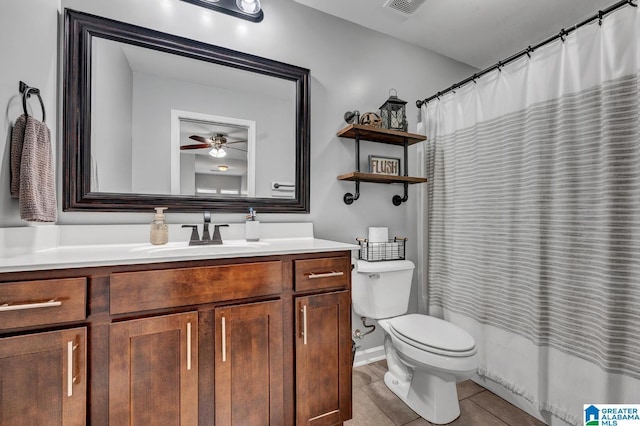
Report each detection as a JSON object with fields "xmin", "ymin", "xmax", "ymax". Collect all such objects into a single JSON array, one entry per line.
[{"xmin": 0, "ymin": 223, "xmax": 358, "ymax": 273}]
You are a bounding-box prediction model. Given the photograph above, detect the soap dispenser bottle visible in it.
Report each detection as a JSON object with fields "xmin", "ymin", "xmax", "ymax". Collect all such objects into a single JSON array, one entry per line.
[
  {"xmin": 150, "ymin": 207, "xmax": 169, "ymax": 245},
  {"xmin": 245, "ymin": 208, "xmax": 260, "ymax": 242}
]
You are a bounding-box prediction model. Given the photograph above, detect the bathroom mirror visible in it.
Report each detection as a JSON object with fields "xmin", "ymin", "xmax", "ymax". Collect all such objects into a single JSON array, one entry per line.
[{"xmin": 63, "ymin": 9, "xmax": 310, "ymax": 212}]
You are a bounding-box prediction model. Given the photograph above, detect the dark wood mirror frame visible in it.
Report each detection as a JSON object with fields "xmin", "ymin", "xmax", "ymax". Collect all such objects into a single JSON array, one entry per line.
[{"xmin": 63, "ymin": 9, "xmax": 310, "ymax": 213}]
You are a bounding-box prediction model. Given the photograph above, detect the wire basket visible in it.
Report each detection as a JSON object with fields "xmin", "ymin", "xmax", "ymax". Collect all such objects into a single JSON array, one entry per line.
[{"xmin": 357, "ymin": 237, "xmax": 406, "ymax": 262}]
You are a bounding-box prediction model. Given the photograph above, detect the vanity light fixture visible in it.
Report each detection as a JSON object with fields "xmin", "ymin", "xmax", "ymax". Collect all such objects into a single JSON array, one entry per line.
[
  {"xmin": 209, "ymin": 147, "xmax": 227, "ymax": 158},
  {"xmin": 179, "ymin": 0, "xmax": 263, "ymax": 22},
  {"xmin": 236, "ymin": 0, "xmax": 260, "ymax": 14}
]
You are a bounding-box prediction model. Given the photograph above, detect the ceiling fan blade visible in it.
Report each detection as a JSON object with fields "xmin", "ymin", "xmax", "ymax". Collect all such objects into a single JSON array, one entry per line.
[
  {"xmin": 225, "ymin": 139, "xmax": 248, "ymax": 145},
  {"xmin": 180, "ymin": 143, "xmax": 211, "ymax": 150},
  {"xmin": 189, "ymin": 135, "xmax": 212, "ymax": 143}
]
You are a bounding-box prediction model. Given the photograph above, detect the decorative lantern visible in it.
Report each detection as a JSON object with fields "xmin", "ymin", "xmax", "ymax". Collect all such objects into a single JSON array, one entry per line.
[{"xmin": 379, "ymin": 89, "xmax": 407, "ymax": 132}]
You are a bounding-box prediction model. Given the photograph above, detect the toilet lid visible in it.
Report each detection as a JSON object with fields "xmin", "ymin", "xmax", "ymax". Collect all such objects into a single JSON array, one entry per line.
[{"xmin": 388, "ymin": 314, "xmax": 476, "ymax": 356}]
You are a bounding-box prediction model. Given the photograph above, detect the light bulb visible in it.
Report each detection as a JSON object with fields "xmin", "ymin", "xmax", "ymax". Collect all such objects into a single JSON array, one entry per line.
[
  {"xmin": 209, "ymin": 147, "xmax": 227, "ymax": 158},
  {"xmin": 236, "ymin": 0, "xmax": 261, "ymax": 14}
]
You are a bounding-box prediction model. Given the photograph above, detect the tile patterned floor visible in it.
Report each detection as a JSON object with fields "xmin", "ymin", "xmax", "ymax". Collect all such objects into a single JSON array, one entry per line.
[{"xmin": 346, "ymin": 360, "xmax": 546, "ymax": 426}]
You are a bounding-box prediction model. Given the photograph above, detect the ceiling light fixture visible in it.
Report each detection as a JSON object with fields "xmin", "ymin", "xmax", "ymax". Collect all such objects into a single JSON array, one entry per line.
[
  {"xmin": 209, "ymin": 147, "xmax": 227, "ymax": 158},
  {"xmin": 217, "ymin": 165, "xmax": 230, "ymax": 171},
  {"xmin": 180, "ymin": 0, "xmax": 263, "ymax": 22}
]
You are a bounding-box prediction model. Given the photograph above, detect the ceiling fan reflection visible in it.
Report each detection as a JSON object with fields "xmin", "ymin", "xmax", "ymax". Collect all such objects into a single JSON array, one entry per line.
[{"xmin": 180, "ymin": 133, "xmax": 248, "ymax": 158}]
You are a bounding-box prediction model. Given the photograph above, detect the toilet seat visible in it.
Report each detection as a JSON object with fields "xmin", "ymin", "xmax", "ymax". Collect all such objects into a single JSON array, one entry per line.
[{"xmin": 388, "ymin": 314, "xmax": 477, "ymax": 357}]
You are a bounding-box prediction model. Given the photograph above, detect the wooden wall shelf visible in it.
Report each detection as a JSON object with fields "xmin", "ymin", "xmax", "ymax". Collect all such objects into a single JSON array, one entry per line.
[
  {"xmin": 336, "ymin": 124, "xmax": 428, "ymax": 206},
  {"xmin": 337, "ymin": 172, "xmax": 427, "ymax": 185},
  {"xmin": 337, "ymin": 124, "xmax": 426, "ymax": 146}
]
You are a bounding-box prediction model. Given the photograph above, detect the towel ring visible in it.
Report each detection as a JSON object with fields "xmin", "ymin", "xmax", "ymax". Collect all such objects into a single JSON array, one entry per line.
[{"xmin": 19, "ymin": 81, "xmax": 46, "ymax": 123}]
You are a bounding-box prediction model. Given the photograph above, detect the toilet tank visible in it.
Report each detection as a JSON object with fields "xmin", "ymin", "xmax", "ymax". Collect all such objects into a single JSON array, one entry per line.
[{"xmin": 351, "ymin": 259, "xmax": 415, "ymax": 319}]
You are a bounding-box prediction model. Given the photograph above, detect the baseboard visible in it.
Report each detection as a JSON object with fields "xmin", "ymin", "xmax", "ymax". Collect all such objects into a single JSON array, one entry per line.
[{"xmin": 353, "ymin": 345, "xmax": 386, "ymax": 367}]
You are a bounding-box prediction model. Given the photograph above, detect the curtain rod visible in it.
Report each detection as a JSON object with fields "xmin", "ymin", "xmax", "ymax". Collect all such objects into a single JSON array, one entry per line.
[{"xmin": 416, "ymin": 0, "xmax": 637, "ymax": 108}]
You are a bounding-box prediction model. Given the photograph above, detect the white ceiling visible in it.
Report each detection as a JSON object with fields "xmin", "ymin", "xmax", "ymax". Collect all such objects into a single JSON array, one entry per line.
[{"xmin": 293, "ymin": 0, "xmax": 617, "ymax": 69}]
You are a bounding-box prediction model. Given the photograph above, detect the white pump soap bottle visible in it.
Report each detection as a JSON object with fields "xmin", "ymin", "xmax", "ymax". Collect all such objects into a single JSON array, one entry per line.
[
  {"xmin": 150, "ymin": 207, "xmax": 169, "ymax": 245},
  {"xmin": 245, "ymin": 207, "xmax": 260, "ymax": 242}
]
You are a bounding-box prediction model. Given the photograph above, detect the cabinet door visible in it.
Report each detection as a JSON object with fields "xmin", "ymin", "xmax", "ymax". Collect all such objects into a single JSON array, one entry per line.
[
  {"xmin": 109, "ymin": 312, "xmax": 198, "ymax": 425},
  {"xmin": 296, "ymin": 291, "xmax": 352, "ymax": 426},
  {"xmin": 0, "ymin": 327, "xmax": 86, "ymax": 426},
  {"xmin": 214, "ymin": 299, "xmax": 283, "ymax": 426}
]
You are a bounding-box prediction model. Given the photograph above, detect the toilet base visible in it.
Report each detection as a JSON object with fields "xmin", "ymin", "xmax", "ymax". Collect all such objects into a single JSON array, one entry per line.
[{"xmin": 384, "ymin": 368, "xmax": 460, "ymax": 424}]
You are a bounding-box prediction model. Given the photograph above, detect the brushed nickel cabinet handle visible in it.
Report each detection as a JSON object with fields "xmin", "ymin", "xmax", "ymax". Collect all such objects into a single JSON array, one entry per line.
[
  {"xmin": 0, "ymin": 299, "xmax": 61, "ymax": 312},
  {"xmin": 187, "ymin": 322, "xmax": 192, "ymax": 371},
  {"xmin": 67, "ymin": 339, "xmax": 79, "ymax": 397},
  {"xmin": 302, "ymin": 305, "xmax": 308, "ymax": 345},
  {"xmin": 308, "ymin": 271, "xmax": 344, "ymax": 279},
  {"xmin": 221, "ymin": 316, "xmax": 227, "ymax": 362},
  {"xmin": 67, "ymin": 341, "xmax": 74, "ymax": 397}
]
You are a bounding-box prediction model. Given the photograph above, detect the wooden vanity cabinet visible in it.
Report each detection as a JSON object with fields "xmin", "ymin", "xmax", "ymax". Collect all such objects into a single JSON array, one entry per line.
[
  {"xmin": 0, "ymin": 328, "xmax": 87, "ymax": 426},
  {"xmin": 108, "ymin": 261, "xmax": 284, "ymax": 426},
  {"xmin": 0, "ymin": 277, "xmax": 88, "ymax": 426},
  {"xmin": 0, "ymin": 250, "xmax": 352, "ymax": 425},
  {"xmin": 295, "ymin": 292, "xmax": 352, "ymax": 426},
  {"xmin": 213, "ymin": 300, "xmax": 284, "ymax": 425},
  {"xmin": 294, "ymin": 257, "xmax": 353, "ymax": 426},
  {"xmin": 109, "ymin": 312, "xmax": 198, "ymax": 425}
]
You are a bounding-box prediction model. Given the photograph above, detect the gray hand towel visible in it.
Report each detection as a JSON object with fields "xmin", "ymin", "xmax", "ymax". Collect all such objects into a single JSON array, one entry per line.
[
  {"xmin": 9, "ymin": 114, "xmax": 27, "ymax": 198},
  {"xmin": 11, "ymin": 114, "xmax": 57, "ymax": 222}
]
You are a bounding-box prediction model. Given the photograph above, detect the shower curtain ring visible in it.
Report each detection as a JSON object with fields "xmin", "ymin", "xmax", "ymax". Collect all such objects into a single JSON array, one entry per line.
[
  {"xmin": 526, "ymin": 46, "xmax": 533, "ymax": 58},
  {"xmin": 598, "ymin": 11, "xmax": 603, "ymax": 25}
]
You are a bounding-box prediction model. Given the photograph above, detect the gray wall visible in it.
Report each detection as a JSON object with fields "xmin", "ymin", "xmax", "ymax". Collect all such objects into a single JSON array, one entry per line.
[
  {"xmin": 0, "ymin": 0, "xmax": 58, "ymax": 226},
  {"xmin": 180, "ymin": 153, "xmax": 196, "ymax": 195},
  {"xmin": 0, "ymin": 0, "xmax": 477, "ymax": 351},
  {"xmin": 91, "ymin": 38, "xmax": 133, "ymax": 193}
]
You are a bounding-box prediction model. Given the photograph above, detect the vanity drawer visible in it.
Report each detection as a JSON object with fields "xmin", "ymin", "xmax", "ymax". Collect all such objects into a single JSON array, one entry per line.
[
  {"xmin": 294, "ymin": 257, "xmax": 350, "ymax": 292},
  {"xmin": 110, "ymin": 261, "xmax": 283, "ymax": 314},
  {"xmin": 0, "ymin": 277, "xmax": 87, "ymax": 330}
]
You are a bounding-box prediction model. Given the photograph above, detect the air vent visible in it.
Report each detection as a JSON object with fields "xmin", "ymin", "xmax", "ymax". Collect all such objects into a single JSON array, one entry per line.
[{"xmin": 383, "ymin": 0, "xmax": 426, "ymax": 15}]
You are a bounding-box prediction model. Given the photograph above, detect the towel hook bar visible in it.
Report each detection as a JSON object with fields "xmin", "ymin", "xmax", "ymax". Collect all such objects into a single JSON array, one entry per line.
[{"xmin": 19, "ymin": 81, "xmax": 46, "ymax": 123}]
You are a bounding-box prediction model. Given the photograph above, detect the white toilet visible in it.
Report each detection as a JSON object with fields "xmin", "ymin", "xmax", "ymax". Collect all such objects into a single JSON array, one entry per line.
[{"xmin": 352, "ymin": 259, "xmax": 478, "ymax": 424}]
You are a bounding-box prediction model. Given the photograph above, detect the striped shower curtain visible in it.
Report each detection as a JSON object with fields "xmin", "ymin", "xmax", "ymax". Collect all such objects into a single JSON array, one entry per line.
[{"xmin": 421, "ymin": 4, "xmax": 640, "ymax": 426}]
